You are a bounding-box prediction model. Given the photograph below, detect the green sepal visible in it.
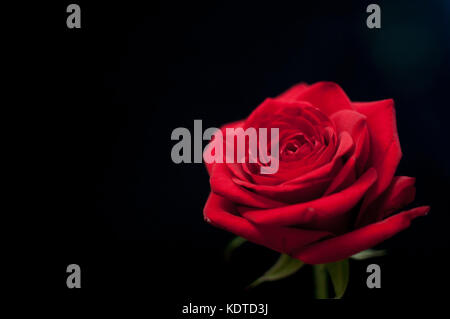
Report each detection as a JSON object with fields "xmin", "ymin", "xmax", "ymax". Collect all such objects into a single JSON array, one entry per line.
[
  {"xmin": 325, "ymin": 259, "xmax": 349, "ymax": 299},
  {"xmin": 248, "ymin": 254, "xmax": 304, "ymax": 289},
  {"xmin": 224, "ymin": 236, "xmax": 247, "ymax": 261},
  {"xmin": 351, "ymin": 249, "xmax": 387, "ymax": 260}
]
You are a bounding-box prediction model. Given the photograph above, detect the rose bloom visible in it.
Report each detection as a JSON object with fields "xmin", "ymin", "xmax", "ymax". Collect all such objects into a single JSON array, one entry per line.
[{"xmin": 203, "ymin": 82, "xmax": 429, "ymax": 264}]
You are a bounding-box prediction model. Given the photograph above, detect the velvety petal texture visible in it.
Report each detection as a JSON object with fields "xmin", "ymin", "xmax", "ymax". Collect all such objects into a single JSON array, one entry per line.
[{"xmin": 203, "ymin": 81, "xmax": 428, "ymax": 264}]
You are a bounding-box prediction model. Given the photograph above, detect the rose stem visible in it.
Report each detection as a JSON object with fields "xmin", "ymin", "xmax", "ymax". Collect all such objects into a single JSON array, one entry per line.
[{"xmin": 313, "ymin": 264, "xmax": 329, "ymax": 299}]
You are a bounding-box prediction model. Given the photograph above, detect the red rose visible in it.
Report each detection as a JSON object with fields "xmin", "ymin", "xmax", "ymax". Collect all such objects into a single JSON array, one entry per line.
[{"xmin": 203, "ymin": 82, "xmax": 429, "ymax": 264}]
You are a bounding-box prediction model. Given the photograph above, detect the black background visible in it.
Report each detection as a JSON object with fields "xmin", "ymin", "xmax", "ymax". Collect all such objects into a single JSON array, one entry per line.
[{"xmin": 17, "ymin": 0, "xmax": 450, "ymax": 314}]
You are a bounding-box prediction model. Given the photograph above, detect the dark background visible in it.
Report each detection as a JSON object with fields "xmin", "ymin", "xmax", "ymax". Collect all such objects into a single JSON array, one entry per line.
[{"xmin": 19, "ymin": 0, "xmax": 450, "ymax": 314}]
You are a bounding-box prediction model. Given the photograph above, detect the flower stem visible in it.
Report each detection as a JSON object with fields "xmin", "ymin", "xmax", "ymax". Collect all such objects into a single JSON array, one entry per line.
[{"xmin": 313, "ymin": 264, "xmax": 329, "ymax": 299}]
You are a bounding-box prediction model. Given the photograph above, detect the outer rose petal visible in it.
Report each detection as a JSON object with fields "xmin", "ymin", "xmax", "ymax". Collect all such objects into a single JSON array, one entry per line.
[
  {"xmin": 241, "ymin": 168, "xmax": 377, "ymax": 233},
  {"xmin": 282, "ymin": 82, "xmax": 354, "ymax": 116},
  {"xmin": 356, "ymin": 176, "xmax": 416, "ymax": 227},
  {"xmin": 293, "ymin": 206, "xmax": 430, "ymax": 264},
  {"xmin": 325, "ymin": 110, "xmax": 370, "ymax": 194},
  {"xmin": 203, "ymin": 120, "xmax": 245, "ymax": 175},
  {"xmin": 353, "ymin": 99, "xmax": 402, "ymax": 222},
  {"xmin": 244, "ymin": 98, "xmax": 314, "ymax": 130},
  {"xmin": 203, "ymin": 193, "xmax": 333, "ymax": 254},
  {"xmin": 210, "ymin": 163, "xmax": 285, "ymax": 208},
  {"xmin": 276, "ymin": 82, "xmax": 309, "ymax": 101},
  {"xmin": 330, "ymin": 109, "xmax": 367, "ymax": 138},
  {"xmin": 232, "ymin": 175, "xmax": 331, "ymax": 204}
]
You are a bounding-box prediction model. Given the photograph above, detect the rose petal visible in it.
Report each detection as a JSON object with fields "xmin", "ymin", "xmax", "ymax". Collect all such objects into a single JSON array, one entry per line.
[
  {"xmin": 210, "ymin": 163, "xmax": 285, "ymax": 208},
  {"xmin": 282, "ymin": 131, "xmax": 354, "ymax": 186},
  {"xmin": 245, "ymin": 98, "xmax": 314, "ymax": 130},
  {"xmin": 203, "ymin": 120, "xmax": 245, "ymax": 175},
  {"xmin": 324, "ymin": 157, "xmax": 357, "ymax": 196},
  {"xmin": 284, "ymin": 81, "xmax": 354, "ymax": 116},
  {"xmin": 233, "ymin": 131, "xmax": 353, "ymax": 203},
  {"xmin": 293, "ymin": 206, "xmax": 430, "ymax": 264},
  {"xmin": 325, "ymin": 111, "xmax": 371, "ymax": 194},
  {"xmin": 356, "ymin": 176, "xmax": 416, "ymax": 227},
  {"xmin": 241, "ymin": 168, "xmax": 377, "ymax": 233},
  {"xmin": 353, "ymin": 99, "xmax": 402, "ymax": 221},
  {"xmin": 203, "ymin": 193, "xmax": 333, "ymax": 254},
  {"xmin": 331, "ymin": 109, "xmax": 367, "ymax": 137},
  {"xmin": 233, "ymin": 175, "xmax": 331, "ymax": 204}
]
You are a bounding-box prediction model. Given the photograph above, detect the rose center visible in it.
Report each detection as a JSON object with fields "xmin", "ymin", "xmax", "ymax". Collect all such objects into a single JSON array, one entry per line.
[
  {"xmin": 285, "ymin": 142, "xmax": 299, "ymax": 155},
  {"xmin": 281, "ymin": 135, "xmax": 314, "ymax": 161}
]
